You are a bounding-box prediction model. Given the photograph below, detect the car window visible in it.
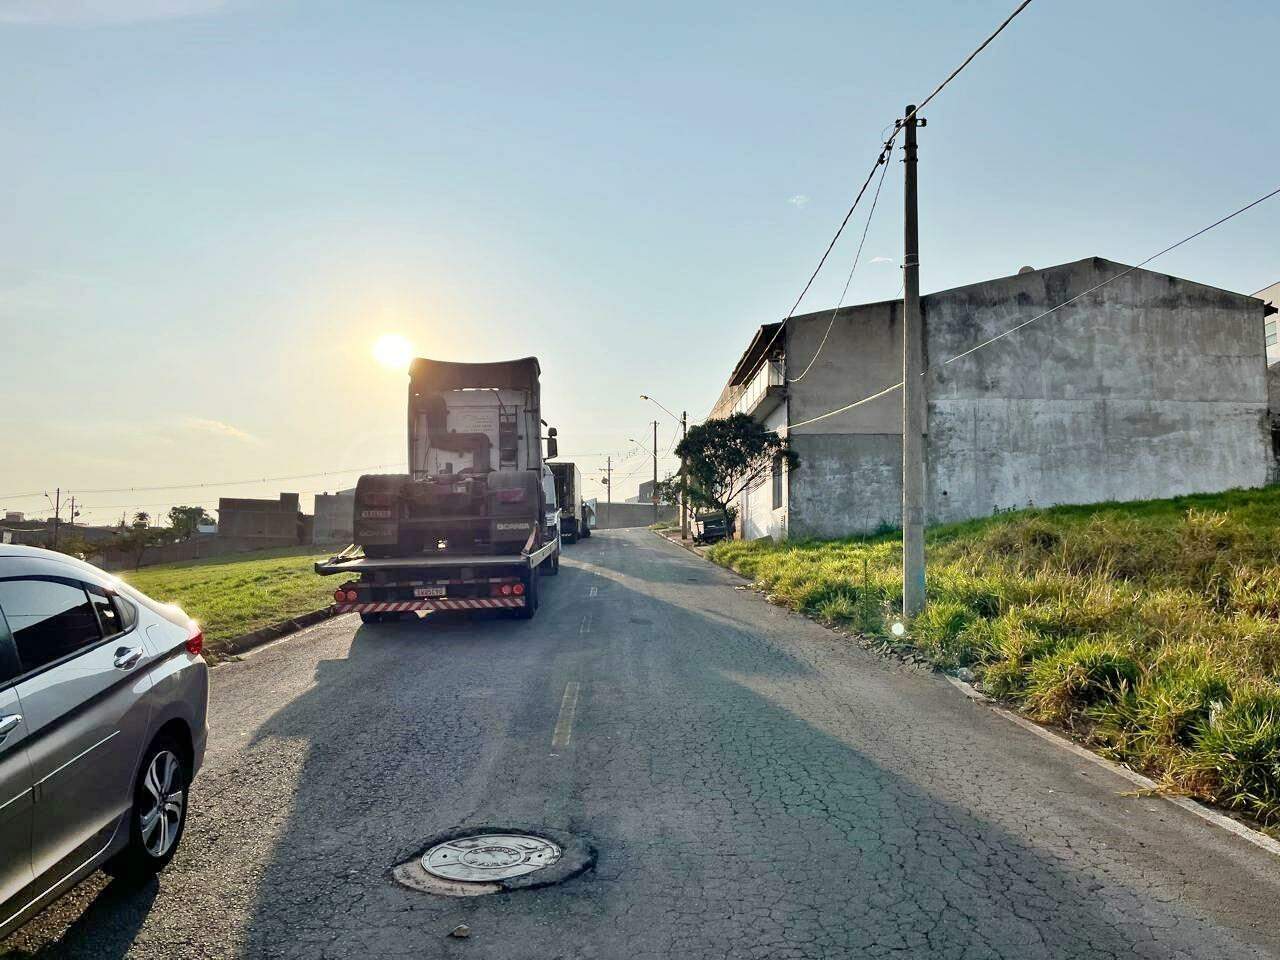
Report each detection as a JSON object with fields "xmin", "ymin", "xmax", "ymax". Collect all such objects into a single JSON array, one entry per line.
[
  {"xmin": 86, "ymin": 584, "xmax": 125, "ymax": 639},
  {"xmin": 0, "ymin": 578, "xmax": 104, "ymax": 674},
  {"xmin": 0, "ymin": 605, "xmax": 18, "ymax": 686},
  {"xmin": 115, "ymin": 594, "xmax": 138, "ymax": 631}
]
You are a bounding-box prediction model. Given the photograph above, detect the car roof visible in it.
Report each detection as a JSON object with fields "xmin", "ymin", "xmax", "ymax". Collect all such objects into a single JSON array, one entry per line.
[{"xmin": 0, "ymin": 543, "xmax": 111, "ymax": 579}]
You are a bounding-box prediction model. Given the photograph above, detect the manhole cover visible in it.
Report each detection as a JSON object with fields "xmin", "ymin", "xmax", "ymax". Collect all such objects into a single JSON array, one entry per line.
[{"xmin": 421, "ymin": 834, "xmax": 562, "ymax": 882}]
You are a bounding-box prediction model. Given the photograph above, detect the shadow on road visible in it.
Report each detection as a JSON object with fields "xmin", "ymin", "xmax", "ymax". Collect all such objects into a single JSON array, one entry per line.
[
  {"xmin": 227, "ymin": 531, "xmax": 1278, "ymax": 959},
  {"xmin": 1, "ymin": 877, "xmax": 158, "ymax": 960}
]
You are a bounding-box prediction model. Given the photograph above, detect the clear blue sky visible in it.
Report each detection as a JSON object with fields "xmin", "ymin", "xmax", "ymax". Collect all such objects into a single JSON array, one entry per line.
[{"xmin": 2, "ymin": 0, "xmax": 1276, "ymax": 523}]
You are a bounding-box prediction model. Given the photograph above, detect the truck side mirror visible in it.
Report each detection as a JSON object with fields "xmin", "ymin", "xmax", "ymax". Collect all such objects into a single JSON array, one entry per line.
[{"xmin": 546, "ymin": 436, "xmax": 558, "ymax": 459}]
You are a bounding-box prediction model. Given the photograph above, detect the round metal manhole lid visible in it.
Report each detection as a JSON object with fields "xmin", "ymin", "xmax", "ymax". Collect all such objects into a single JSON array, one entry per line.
[{"xmin": 421, "ymin": 834, "xmax": 563, "ymax": 882}]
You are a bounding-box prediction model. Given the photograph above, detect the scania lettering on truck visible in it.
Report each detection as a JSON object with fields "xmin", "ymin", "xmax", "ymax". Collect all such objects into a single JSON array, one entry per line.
[{"xmin": 316, "ymin": 357, "xmax": 561, "ymax": 621}]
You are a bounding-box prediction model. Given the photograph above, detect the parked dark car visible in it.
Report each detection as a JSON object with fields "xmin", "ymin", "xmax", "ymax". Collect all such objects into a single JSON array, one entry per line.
[{"xmin": 692, "ymin": 513, "xmax": 729, "ymax": 545}]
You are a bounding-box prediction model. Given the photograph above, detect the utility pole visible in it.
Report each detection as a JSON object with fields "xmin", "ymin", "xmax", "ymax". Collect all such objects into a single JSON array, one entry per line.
[
  {"xmin": 901, "ymin": 104, "xmax": 927, "ymax": 620},
  {"xmin": 606, "ymin": 455, "xmax": 612, "ymax": 525},
  {"xmin": 51, "ymin": 487, "xmax": 61, "ymax": 549},
  {"xmin": 651, "ymin": 419, "xmax": 659, "ymax": 524},
  {"xmin": 680, "ymin": 410, "xmax": 689, "ymax": 540}
]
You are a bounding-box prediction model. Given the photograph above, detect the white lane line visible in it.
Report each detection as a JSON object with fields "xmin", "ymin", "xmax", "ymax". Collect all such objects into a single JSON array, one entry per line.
[
  {"xmin": 551, "ymin": 681, "xmax": 581, "ymax": 750},
  {"xmin": 589, "ymin": 585, "xmax": 598, "ymax": 597},
  {"xmin": 578, "ymin": 611, "xmax": 593, "ymax": 635},
  {"xmin": 945, "ymin": 676, "xmax": 1280, "ymax": 859}
]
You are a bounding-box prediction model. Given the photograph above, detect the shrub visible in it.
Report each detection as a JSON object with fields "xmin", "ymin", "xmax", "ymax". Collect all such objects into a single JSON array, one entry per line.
[
  {"xmin": 1180, "ymin": 686, "xmax": 1280, "ymax": 822},
  {"xmin": 1024, "ymin": 638, "xmax": 1140, "ymax": 723}
]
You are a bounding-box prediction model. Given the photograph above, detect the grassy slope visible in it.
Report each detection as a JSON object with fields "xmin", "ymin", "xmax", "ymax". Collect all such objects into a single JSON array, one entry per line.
[
  {"xmin": 121, "ymin": 546, "xmax": 333, "ymax": 657},
  {"xmin": 709, "ymin": 486, "xmax": 1280, "ymax": 827}
]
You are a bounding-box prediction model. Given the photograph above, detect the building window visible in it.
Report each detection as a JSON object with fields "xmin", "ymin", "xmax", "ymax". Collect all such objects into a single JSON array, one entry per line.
[
  {"xmin": 771, "ymin": 455, "xmax": 783, "ymax": 510},
  {"xmin": 1267, "ymin": 318, "xmax": 1277, "ymax": 347}
]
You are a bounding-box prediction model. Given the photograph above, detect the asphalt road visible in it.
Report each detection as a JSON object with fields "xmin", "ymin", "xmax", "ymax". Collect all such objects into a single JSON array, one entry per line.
[{"xmin": 5, "ymin": 528, "xmax": 1280, "ymax": 959}]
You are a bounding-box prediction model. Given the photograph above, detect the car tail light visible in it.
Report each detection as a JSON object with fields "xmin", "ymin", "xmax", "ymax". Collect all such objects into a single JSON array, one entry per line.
[
  {"xmin": 186, "ymin": 630, "xmax": 204, "ymax": 656},
  {"xmin": 512, "ymin": 582, "xmax": 525, "ymax": 596},
  {"xmin": 495, "ymin": 488, "xmax": 526, "ymax": 503},
  {"xmin": 345, "ymin": 589, "xmax": 359, "ymax": 602}
]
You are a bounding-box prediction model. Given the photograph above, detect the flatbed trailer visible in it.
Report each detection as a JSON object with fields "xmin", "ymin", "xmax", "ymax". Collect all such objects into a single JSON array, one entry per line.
[{"xmin": 315, "ymin": 538, "xmax": 559, "ymax": 623}]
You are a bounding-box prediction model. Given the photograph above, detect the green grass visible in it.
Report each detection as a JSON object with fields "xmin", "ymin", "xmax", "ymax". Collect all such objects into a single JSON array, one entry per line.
[
  {"xmin": 121, "ymin": 546, "xmax": 334, "ymax": 659},
  {"xmin": 708, "ymin": 485, "xmax": 1280, "ymax": 827}
]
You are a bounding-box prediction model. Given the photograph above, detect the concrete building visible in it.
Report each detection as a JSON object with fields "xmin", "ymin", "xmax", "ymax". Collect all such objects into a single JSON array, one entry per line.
[
  {"xmin": 708, "ymin": 257, "xmax": 1276, "ymax": 541},
  {"xmin": 312, "ymin": 488, "xmax": 356, "ymax": 545},
  {"xmin": 217, "ymin": 492, "xmax": 309, "ymax": 548},
  {"xmin": 1257, "ymin": 280, "xmax": 1280, "ymax": 363}
]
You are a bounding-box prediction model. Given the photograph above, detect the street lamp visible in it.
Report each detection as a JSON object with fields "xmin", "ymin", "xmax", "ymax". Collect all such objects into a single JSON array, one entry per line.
[{"xmin": 640, "ymin": 395, "xmax": 689, "ymax": 540}]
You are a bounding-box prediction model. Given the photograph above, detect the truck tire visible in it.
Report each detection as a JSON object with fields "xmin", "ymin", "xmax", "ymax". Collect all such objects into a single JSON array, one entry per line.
[
  {"xmin": 360, "ymin": 611, "xmax": 384, "ymax": 624},
  {"xmin": 543, "ymin": 551, "xmax": 560, "ymax": 576},
  {"xmin": 516, "ymin": 567, "xmax": 540, "ymax": 619}
]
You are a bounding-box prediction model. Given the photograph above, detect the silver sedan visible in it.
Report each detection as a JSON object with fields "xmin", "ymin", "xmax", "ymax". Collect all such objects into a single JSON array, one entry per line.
[{"xmin": 0, "ymin": 544, "xmax": 209, "ymax": 939}]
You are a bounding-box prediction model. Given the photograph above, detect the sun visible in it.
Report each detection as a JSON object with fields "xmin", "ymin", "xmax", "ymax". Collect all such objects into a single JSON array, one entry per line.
[{"xmin": 372, "ymin": 333, "xmax": 414, "ymax": 370}]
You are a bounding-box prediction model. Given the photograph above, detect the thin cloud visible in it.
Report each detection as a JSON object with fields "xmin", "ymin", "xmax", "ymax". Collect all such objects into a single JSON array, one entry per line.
[
  {"xmin": 787, "ymin": 195, "xmax": 810, "ymax": 208},
  {"xmin": 869, "ymin": 256, "xmax": 896, "ymax": 264},
  {"xmin": 0, "ymin": 0, "xmax": 229, "ymax": 25},
  {"xmin": 184, "ymin": 418, "xmax": 262, "ymax": 445}
]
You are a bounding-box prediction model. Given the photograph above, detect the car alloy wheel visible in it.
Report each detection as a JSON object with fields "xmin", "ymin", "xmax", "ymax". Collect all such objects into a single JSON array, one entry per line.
[{"xmin": 140, "ymin": 749, "xmax": 185, "ymax": 858}]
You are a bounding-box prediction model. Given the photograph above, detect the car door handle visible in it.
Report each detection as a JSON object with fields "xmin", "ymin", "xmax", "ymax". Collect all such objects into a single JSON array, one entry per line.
[
  {"xmin": 113, "ymin": 647, "xmax": 143, "ymax": 670},
  {"xmin": 0, "ymin": 714, "xmax": 21, "ymax": 742}
]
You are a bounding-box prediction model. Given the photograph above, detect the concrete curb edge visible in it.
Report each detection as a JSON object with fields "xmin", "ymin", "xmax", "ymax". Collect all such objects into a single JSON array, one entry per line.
[
  {"xmin": 217, "ymin": 605, "xmax": 340, "ymax": 660},
  {"xmin": 945, "ymin": 675, "xmax": 1280, "ymax": 859}
]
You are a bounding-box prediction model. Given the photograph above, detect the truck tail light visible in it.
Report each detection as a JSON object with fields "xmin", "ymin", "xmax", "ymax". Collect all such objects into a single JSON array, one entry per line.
[
  {"xmin": 334, "ymin": 589, "xmax": 346, "ymax": 602},
  {"xmin": 512, "ymin": 582, "xmax": 525, "ymax": 596},
  {"xmin": 186, "ymin": 629, "xmax": 204, "ymax": 656},
  {"xmin": 345, "ymin": 589, "xmax": 359, "ymax": 602},
  {"xmin": 495, "ymin": 488, "xmax": 526, "ymax": 503}
]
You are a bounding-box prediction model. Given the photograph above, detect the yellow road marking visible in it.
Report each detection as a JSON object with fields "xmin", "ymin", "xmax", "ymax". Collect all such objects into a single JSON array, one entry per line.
[{"xmin": 551, "ymin": 681, "xmax": 581, "ymax": 749}]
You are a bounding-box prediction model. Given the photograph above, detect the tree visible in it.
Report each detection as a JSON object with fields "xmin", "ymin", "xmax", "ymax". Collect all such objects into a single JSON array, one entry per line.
[
  {"xmin": 168, "ymin": 505, "xmax": 214, "ymax": 540},
  {"xmin": 675, "ymin": 413, "xmax": 798, "ymax": 536},
  {"xmin": 132, "ymin": 511, "xmax": 150, "ymax": 528},
  {"xmin": 116, "ymin": 524, "xmax": 168, "ymax": 570}
]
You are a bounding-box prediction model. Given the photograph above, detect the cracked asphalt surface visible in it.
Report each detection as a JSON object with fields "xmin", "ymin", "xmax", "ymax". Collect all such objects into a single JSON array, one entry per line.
[{"xmin": 4, "ymin": 528, "xmax": 1280, "ymax": 959}]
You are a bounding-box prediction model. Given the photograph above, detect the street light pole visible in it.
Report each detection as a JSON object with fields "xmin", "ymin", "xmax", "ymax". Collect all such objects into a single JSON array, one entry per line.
[
  {"xmin": 640, "ymin": 394, "xmax": 688, "ymax": 536},
  {"xmin": 652, "ymin": 419, "xmax": 659, "ymax": 524},
  {"xmin": 680, "ymin": 410, "xmax": 688, "ymax": 540}
]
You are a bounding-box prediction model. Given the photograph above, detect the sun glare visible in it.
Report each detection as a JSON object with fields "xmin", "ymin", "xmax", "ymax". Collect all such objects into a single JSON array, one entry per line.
[{"xmin": 373, "ymin": 333, "xmax": 414, "ymax": 370}]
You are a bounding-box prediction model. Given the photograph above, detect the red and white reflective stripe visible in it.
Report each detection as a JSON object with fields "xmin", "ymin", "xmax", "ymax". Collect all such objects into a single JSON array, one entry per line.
[{"xmin": 334, "ymin": 598, "xmax": 524, "ymax": 612}]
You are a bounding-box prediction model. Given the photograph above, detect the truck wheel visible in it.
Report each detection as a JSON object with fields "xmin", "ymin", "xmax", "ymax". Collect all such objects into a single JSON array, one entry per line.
[
  {"xmin": 516, "ymin": 568, "xmax": 540, "ymax": 619},
  {"xmin": 542, "ymin": 552, "xmax": 559, "ymax": 576}
]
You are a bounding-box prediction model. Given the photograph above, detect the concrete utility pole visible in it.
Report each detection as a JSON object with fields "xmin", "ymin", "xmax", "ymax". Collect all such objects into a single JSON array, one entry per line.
[
  {"xmin": 680, "ymin": 410, "xmax": 689, "ymax": 540},
  {"xmin": 651, "ymin": 419, "xmax": 659, "ymax": 524},
  {"xmin": 901, "ymin": 104, "xmax": 927, "ymax": 620},
  {"xmin": 606, "ymin": 455, "xmax": 612, "ymax": 524},
  {"xmin": 51, "ymin": 487, "xmax": 61, "ymax": 549}
]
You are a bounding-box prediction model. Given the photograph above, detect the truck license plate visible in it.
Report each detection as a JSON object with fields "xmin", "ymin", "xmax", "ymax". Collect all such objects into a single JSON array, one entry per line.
[{"xmin": 414, "ymin": 586, "xmax": 447, "ymax": 597}]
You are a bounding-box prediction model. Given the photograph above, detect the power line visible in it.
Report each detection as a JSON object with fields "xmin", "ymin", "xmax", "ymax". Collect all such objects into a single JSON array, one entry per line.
[
  {"xmin": 747, "ymin": 0, "xmax": 1034, "ymax": 384},
  {"xmin": 0, "ymin": 463, "xmax": 403, "ymax": 501},
  {"xmin": 786, "ymin": 184, "xmax": 1280, "ymax": 431},
  {"xmin": 787, "ymin": 143, "xmax": 894, "ymax": 383}
]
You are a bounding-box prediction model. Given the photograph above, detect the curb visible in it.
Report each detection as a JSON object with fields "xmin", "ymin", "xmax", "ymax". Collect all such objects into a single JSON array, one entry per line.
[
  {"xmin": 217, "ymin": 606, "xmax": 342, "ymax": 659},
  {"xmin": 943, "ymin": 675, "xmax": 1280, "ymax": 859}
]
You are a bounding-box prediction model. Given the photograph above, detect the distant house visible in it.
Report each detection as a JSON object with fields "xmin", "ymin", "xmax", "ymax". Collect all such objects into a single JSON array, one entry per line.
[
  {"xmin": 217, "ymin": 493, "xmax": 310, "ymax": 547},
  {"xmin": 312, "ymin": 489, "xmax": 356, "ymax": 545},
  {"xmin": 707, "ymin": 257, "xmax": 1276, "ymax": 541}
]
